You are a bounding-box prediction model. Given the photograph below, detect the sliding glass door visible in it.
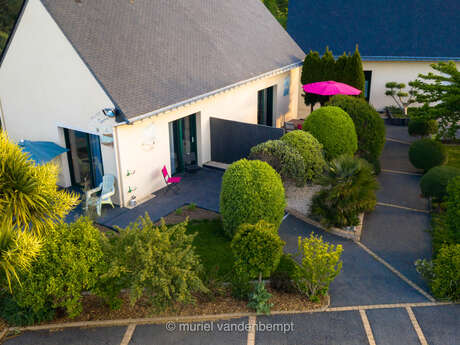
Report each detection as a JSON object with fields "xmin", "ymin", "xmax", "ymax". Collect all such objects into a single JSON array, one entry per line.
[
  {"xmin": 258, "ymin": 86, "xmax": 275, "ymax": 127},
  {"xmin": 169, "ymin": 114, "xmax": 198, "ymax": 174},
  {"xmin": 64, "ymin": 128, "xmax": 104, "ymax": 189}
]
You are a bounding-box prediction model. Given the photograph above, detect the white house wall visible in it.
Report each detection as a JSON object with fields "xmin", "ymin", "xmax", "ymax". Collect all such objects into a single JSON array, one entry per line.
[
  {"xmin": 363, "ymin": 61, "xmax": 460, "ymax": 111},
  {"xmin": 296, "ymin": 61, "xmax": 460, "ymax": 118},
  {"xmin": 116, "ymin": 67, "xmax": 300, "ymax": 206},
  {"xmin": 0, "ymin": 0, "xmax": 117, "ymax": 189}
]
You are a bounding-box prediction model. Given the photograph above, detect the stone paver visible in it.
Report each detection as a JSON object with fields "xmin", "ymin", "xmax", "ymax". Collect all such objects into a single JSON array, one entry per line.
[
  {"xmin": 279, "ymin": 215, "xmax": 429, "ymax": 307},
  {"xmin": 376, "ymin": 172, "xmax": 428, "ymax": 210},
  {"xmin": 255, "ymin": 311, "xmax": 368, "ymax": 345},
  {"xmin": 3, "ymin": 326, "xmax": 126, "ymax": 345},
  {"xmin": 128, "ymin": 318, "xmax": 248, "ymax": 345},
  {"xmin": 385, "ymin": 125, "xmax": 417, "ymax": 143},
  {"xmin": 413, "ymin": 305, "xmax": 460, "ymax": 345},
  {"xmin": 366, "ymin": 308, "xmax": 420, "ymax": 345}
]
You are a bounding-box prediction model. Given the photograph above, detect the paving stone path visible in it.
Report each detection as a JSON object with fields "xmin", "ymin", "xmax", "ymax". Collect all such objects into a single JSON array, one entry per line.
[{"xmin": 3, "ymin": 125, "xmax": 459, "ymax": 345}]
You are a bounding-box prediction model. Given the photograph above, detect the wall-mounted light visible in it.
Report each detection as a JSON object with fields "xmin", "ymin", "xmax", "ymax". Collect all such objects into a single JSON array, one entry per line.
[{"xmin": 102, "ymin": 108, "xmax": 116, "ymax": 118}]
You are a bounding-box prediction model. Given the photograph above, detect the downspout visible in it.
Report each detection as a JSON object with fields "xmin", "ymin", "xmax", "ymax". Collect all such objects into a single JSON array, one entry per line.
[{"xmin": 112, "ymin": 125, "xmax": 125, "ymax": 207}]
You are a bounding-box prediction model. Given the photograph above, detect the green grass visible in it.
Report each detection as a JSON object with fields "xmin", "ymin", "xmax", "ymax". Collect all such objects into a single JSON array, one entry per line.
[
  {"xmin": 186, "ymin": 219, "xmax": 234, "ymax": 280},
  {"xmin": 446, "ymin": 145, "xmax": 460, "ymax": 170}
]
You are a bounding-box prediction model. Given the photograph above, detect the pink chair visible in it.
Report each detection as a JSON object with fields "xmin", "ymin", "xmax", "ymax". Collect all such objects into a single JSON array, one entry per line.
[{"xmin": 161, "ymin": 166, "xmax": 181, "ymax": 193}]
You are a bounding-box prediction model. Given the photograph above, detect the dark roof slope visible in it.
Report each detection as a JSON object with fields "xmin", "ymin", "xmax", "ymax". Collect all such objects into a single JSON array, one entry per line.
[
  {"xmin": 287, "ymin": 0, "xmax": 460, "ymax": 61},
  {"xmin": 38, "ymin": 0, "xmax": 304, "ymax": 119}
]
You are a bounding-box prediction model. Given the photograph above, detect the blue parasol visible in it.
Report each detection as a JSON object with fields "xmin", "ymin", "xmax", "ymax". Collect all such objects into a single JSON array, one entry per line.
[{"xmin": 18, "ymin": 140, "xmax": 68, "ymax": 164}]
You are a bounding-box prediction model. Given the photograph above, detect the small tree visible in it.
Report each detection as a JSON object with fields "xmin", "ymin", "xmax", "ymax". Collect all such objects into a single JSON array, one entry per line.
[
  {"xmin": 385, "ymin": 82, "xmax": 417, "ymax": 116},
  {"xmin": 301, "ymin": 50, "xmax": 323, "ymax": 112},
  {"xmin": 345, "ymin": 46, "xmax": 365, "ymax": 95},
  {"xmin": 409, "ymin": 61, "xmax": 460, "ymax": 140},
  {"xmin": 294, "ymin": 234, "xmax": 343, "ymax": 301},
  {"xmin": 231, "ymin": 220, "xmax": 284, "ymax": 280}
]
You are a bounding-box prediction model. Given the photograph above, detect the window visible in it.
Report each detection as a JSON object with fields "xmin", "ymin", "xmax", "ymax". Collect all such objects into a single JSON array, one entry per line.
[
  {"xmin": 364, "ymin": 71, "xmax": 372, "ymax": 102},
  {"xmin": 257, "ymin": 86, "xmax": 275, "ymax": 127}
]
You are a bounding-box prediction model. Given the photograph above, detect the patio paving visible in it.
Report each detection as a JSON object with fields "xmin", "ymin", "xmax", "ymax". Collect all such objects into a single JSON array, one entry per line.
[
  {"xmin": 380, "ymin": 140, "xmax": 421, "ymax": 174},
  {"xmin": 66, "ymin": 167, "xmax": 223, "ymax": 229}
]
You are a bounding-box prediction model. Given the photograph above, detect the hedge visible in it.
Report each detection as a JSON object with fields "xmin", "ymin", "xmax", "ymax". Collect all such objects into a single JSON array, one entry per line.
[
  {"xmin": 446, "ymin": 176, "xmax": 460, "ymax": 242},
  {"xmin": 220, "ymin": 159, "xmax": 286, "ymax": 238},
  {"xmin": 420, "ymin": 166, "xmax": 460, "ymax": 200},
  {"xmin": 327, "ymin": 95, "xmax": 385, "ymax": 172},
  {"xmin": 431, "ymin": 244, "xmax": 460, "ymax": 301},
  {"xmin": 303, "ymin": 106, "xmax": 358, "ymax": 159},
  {"xmin": 249, "ymin": 140, "xmax": 307, "ymax": 186},
  {"xmin": 409, "ymin": 139, "xmax": 447, "ymax": 172},
  {"xmin": 408, "ymin": 118, "xmax": 438, "ymax": 137},
  {"xmin": 280, "ymin": 131, "xmax": 326, "ymax": 182}
]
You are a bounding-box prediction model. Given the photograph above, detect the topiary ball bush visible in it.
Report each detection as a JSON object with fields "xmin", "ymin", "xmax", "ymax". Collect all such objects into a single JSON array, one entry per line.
[
  {"xmin": 408, "ymin": 118, "xmax": 438, "ymax": 137},
  {"xmin": 420, "ymin": 166, "xmax": 460, "ymax": 200},
  {"xmin": 409, "ymin": 139, "xmax": 447, "ymax": 172},
  {"xmin": 280, "ymin": 131, "xmax": 326, "ymax": 182},
  {"xmin": 249, "ymin": 140, "xmax": 307, "ymax": 186},
  {"xmin": 327, "ymin": 95, "xmax": 385, "ymax": 173},
  {"xmin": 302, "ymin": 106, "xmax": 358, "ymax": 159},
  {"xmin": 231, "ymin": 220, "xmax": 285, "ymax": 279},
  {"xmin": 220, "ymin": 159, "xmax": 286, "ymax": 238}
]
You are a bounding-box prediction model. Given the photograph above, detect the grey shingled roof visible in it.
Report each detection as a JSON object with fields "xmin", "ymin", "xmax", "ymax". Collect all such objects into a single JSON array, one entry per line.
[{"xmin": 38, "ymin": 0, "xmax": 305, "ymax": 119}]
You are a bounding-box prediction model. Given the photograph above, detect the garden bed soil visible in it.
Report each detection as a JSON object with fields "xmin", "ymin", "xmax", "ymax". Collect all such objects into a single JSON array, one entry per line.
[
  {"xmin": 0, "ymin": 288, "xmax": 326, "ymax": 330},
  {"xmin": 155, "ymin": 207, "xmax": 221, "ymax": 225}
]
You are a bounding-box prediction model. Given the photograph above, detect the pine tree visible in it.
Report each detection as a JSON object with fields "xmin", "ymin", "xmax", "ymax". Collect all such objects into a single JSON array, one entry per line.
[
  {"xmin": 301, "ymin": 51, "xmax": 323, "ymax": 112},
  {"xmin": 321, "ymin": 47, "xmax": 336, "ymax": 81},
  {"xmin": 334, "ymin": 53, "xmax": 349, "ymax": 83},
  {"xmin": 349, "ymin": 46, "xmax": 365, "ymax": 95}
]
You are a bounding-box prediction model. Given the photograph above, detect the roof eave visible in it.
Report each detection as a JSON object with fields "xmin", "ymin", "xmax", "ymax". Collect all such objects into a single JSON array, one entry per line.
[{"xmin": 116, "ymin": 61, "xmax": 303, "ymax": 126}]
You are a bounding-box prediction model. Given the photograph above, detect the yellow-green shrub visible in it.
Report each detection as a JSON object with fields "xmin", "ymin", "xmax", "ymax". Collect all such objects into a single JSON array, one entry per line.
[{"xmin": 294, "ymin": 234, "xmax": 343, "ymax": 301}]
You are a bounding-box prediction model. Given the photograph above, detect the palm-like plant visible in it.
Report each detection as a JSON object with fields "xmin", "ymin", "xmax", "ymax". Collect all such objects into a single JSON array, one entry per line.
[
  {"xmin": 0, "ymin": 131, "xmax": 79, "ymax": 234},
  {"xmin": 0, "ymin": 131, "xmax": 79, "ymax": 291},
  {"xmin": 312, "ymin": 155, "xmax": 379, "ymax": 227}
]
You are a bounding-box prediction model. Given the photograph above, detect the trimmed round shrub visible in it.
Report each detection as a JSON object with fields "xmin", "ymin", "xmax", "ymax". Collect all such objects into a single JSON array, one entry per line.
[
  {"xmin": 249, "ymin": 140, "xmax": 307, "ymax": 186},
  {"xmin": 408, "ymin": 118, "xmax": 438, "ymax": 137},
  {"xmin": 420, "ymin": 166, "xmax": 460, "ymax": 200},
  {"xmin": 409, "ymin": 139, "xmax": 447, "ymax": 171},
  {"xmin": 280, "ymin": 131, "xmax": 326, "ymax": 182},
  {"xmin": 302, "ymin": 106, "xmax": 358, "ymax": 159},
  {"xmin": 327, "ymin": 95, "xmax": 385, "ymax": 172},
  {"xmin": 220, "ymin": 159, "xmax": 286, "ymax": 238},
  {"xmin": 231, "ymin": 220, "xmax": 284, "ymax": 279}
]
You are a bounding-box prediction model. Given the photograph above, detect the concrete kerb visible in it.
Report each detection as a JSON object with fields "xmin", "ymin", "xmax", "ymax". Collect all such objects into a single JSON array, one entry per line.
[
  {"xmin": 286, "ymin": 208, "xmax": 364, "ymax": 241},
  {"xmin": 4, "ymin": 298, "xmax": 330, "ymax": 335}
]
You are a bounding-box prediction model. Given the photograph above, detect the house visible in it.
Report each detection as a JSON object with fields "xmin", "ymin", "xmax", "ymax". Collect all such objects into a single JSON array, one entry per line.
[
  {"xmin": 287, "ymin": 0, "xmax": 460, "ymax": 113},
  {"xmin": 0, "ymin": 0, "xmax": 305, "ymax": 207}
]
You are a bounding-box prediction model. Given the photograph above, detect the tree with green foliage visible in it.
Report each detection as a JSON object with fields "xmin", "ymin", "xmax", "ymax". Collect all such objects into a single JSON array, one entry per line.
[
  {"xmin": 301, "ymin": 50, "xmax": 324, "ymax": 112},
  {"xmin": 0, "ymin": 131, "xmax": 79, "ymax": 234},
  {"xmin": 0, "ymin": 131, "xmax": 78, "ymax": 292},
  {"xmin": 385, "ymin": 82, "xmax": 417, "ymax": 116},
  {"xmin": 231, "ymin": 220, "xmax": 284, "ymax": 280},
  {"xmin": 262, "ymin": 0, "xmax": 288, "ymax": 28},
  {"xmin": 347, "ymin": 46, "xmax": 365, "ymax": 94},
  {"xmin": 409, "ymin": 61, "xmax": 460, "ymax": 140},
  {"xmin": 0, "ymin": 0, "xmax": 24, "ymax": 53},
  {"xmin": 334, "ymin": 53, "xmax": 349, "ymax": 83}
]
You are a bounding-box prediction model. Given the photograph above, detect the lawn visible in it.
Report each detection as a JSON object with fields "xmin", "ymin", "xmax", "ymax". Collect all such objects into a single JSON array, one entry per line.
[
  {"xmin": 446, "ymin": 145, "xmax": 460, "ymax": 169},
  {"xmin": 186, "ymin": 219, "xmax": 234, "ymax": 280}
]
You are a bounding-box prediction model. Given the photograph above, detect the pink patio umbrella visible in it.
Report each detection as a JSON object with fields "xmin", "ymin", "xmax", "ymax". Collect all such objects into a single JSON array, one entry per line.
[{"xmin": 303, "ymin": 80, "xmax": 361, "ymax": 96}]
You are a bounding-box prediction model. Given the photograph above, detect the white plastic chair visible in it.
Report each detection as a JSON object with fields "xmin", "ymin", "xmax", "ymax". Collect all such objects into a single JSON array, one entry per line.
[{"xmin": 85, "ymin": 174, "xmax": 116, "ymax": 216}]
